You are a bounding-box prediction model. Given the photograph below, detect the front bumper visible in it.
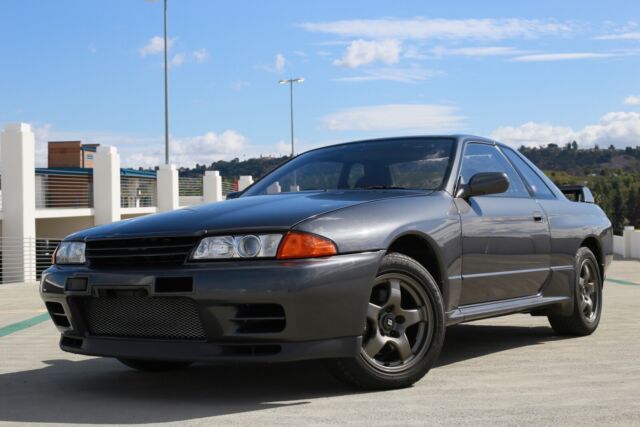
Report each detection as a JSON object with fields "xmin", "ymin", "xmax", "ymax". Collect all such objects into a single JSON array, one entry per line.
[{"xmin": 40, "ymin": 251, "xmax": 383, "ymax": 362}]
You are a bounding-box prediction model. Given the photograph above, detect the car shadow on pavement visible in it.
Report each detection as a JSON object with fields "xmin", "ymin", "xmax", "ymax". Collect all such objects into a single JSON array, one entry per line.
[
  {"xmin": 0, "ymin": 323, "xmax": 567, "ymax": 424},
  {"xmin": 437, "ymin": 323, "xmax": 568, "ymax": 367}
]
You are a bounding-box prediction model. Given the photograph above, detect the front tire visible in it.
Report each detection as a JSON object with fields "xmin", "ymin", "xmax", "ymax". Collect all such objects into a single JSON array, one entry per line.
[
  {"xmin": 548, "ymin": 247, "xmax": 603, "ymax": 336},
  {"xmin": 328, "ymin": 252, "xmax": 445, "ymax": 390},
  {"xmin": 118, "ymin": 358, "xmax": 193, "ymax": 372}
]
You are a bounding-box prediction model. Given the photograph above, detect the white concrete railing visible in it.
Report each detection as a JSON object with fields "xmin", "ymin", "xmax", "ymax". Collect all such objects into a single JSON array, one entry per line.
[
  {"xmin": 36, "ymin": 171, "xmax": 93, "ymax": 209},
  {"xmin": 0, "ymin": 122, "xmax": 252, "ymax": 283},
  {"xmin": 121, "ymin": 176, "xmax": 157, "ymax": 208},
  {"xmin": 179, "ymin": 176, "xmax": 204, "ymax": 206},
  {"xmin": 613, "ymin": 226, "xmax": 640, "ymax": 259},
  {"xmin": 0, "ymin": 237, "xmax": 61, "ymax": 284}
]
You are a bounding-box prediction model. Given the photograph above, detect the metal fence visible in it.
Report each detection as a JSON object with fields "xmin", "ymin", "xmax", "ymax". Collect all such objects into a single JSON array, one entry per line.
[
  {"xmin": 36, "ymin": 172, "xmax": 93, "ymax": 208},
  {"xmin": 0, "ymin": 237, "xmax": 61, "ymax": 284},
  {"xmin": 222, "ymin": 180, "xmax": 237, "ymax": 197},
  {"xmin": 179, "ymin": 176, "xmax": 204, "ymax": 206},
  {"xmin": 121, "ymin": 176, "xmax": 157, "ymax": 208}
]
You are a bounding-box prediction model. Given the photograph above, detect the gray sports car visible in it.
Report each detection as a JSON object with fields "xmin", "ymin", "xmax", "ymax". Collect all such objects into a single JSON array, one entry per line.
[{"xmin": 40, "ymin": 135, "xmax": 612, "ymax": 389}]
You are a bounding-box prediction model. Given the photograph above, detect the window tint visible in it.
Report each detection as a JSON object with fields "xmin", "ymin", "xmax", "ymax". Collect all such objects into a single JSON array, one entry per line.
[
  {"xmin": 243, "ymin": 138, "xmax": 455, "ymax": 196},
  {"xmin": 501, "ymin": 147, "xmax": 556, "ymax": 199},
  {"xmin": 460, "ymin": 143, "xmax": 529, "ymax": 198},
  {"xmin": 272, "ymin": 161, "xmax": 342, "ymax": 192},
  {"xmin": 347, "ymin": 163, "xmax": 365, "ymax": 188}
]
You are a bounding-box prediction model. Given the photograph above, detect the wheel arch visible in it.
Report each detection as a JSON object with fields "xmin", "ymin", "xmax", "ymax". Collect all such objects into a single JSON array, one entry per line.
[
  {"xmin": 386, "ymin": 232, "xmax": 447, "ymax": 297},
  {"xmin": 580, "ymin": 235, "xmax": 604, "ymax": 282}
]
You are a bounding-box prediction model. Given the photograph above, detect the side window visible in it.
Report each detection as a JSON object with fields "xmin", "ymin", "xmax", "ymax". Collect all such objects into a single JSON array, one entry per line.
[
  {"xmin": 460, "ymin": 143, "xmax": 529, "ymax": 198},
  {"xmin": 500, "ymin": 147, "xmax": 556, "ymax": 199}
]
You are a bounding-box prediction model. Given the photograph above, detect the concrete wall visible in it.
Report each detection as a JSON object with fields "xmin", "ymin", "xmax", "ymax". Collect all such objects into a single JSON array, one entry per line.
[
  {"xmin": 613, "ymin": 227, "xmax": 640, "ymax": 259},
  {"xmin": 36, "ymin": 217, "xmax": 95, "ymax": 239}
]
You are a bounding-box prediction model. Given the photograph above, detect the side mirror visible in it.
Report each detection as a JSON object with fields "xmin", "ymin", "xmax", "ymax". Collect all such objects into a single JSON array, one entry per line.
[
  {"xmin": 457, "ymin": 172, "xmax": 510, "ymax": 198},
  {"xmin": 226, "ymin": 191, "xmax": 241, "ymax": 200}
]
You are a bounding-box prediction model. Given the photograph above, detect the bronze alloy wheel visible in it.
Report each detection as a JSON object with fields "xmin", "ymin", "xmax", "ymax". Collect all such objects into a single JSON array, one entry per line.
[
  {"xmin": 548, "ymin": 246, "xmax": 603, "ymax": 336},
  {"xmin": 360, "ymin": 272, "xmax": 435, "ymax": 373},
  {"xmin": 577, "ymin": 258, "xmax": 600, "ymax": 323}
]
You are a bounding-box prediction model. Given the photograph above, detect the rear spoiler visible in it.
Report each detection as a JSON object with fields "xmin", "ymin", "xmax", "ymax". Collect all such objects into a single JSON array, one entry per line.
[{"xmin": 558, "ymin": 185, "xmax": 595, "ymax": 203}]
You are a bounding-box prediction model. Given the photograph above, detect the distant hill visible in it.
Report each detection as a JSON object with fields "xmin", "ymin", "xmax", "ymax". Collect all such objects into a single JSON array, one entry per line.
[{"xmin": 175, "ymin": 143, "xmax": 640, "ymax": 233}]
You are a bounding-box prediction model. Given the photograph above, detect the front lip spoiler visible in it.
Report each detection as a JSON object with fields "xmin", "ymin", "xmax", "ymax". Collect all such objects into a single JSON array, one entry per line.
[{"xmin": 59, "ymin": 334, "xmax": 362, "ymax": 363}]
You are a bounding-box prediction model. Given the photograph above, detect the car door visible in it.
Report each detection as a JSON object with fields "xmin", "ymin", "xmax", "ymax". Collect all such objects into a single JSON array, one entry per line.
[{"xmin": 456, "ymin": 142, "xmax": 551, "ymax": 305}]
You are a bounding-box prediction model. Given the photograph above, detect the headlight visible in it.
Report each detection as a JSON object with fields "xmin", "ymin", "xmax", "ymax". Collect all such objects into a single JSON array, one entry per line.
[
  {"xmin": 55, "ymin": 242, "xmax": 86, "ymax": 265},
  {"xmin": 192, "ymin": 234, "xmax": 283, "ymax": 259}
]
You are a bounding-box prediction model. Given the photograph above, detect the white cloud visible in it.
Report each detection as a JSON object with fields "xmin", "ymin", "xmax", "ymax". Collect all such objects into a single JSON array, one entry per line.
[
  {"xmin": 275, "ymin": 140, "xmax": 291, "ymax": 155},
  {"xmin": 261, "ymin": 53, "xmax": 287, "ymax": 73},
  {"xmin": 274, "ymin": 54, "xmax": 286, "ymax": 72},
  {"xmin": 300, "ymin": 18, "xmax": 575, "ymax": 40},
  {"xmin": 511, "ymin": 52, "xmax": 615, "ymax": 62},
  {"xmin": 432, "ymin": 46, "xmax": 530, "ymax": 57},
  {"xmin": 490, "ymin": 122, "xmax": 576, "ymax": 147},
  {"xmin": 322, "ymin": 104, "xmax": 464, "ymax": 132},
  {"xmin": 30, "ymin": 124, "xmax": 250, "ymax": 168},
  {"xmin": 139, "ymin": 36, "xmax": 175, "ymax": 56},
  {"xmin": 334, "ymin": 67, "xmax": 439, "ymax": 83},
  {"xmin": 333, "ymin": 39, "xmax": 401, "ymax": 68},
  {"xmin": 624, "ymin": 95, "xmax": 640, "ymax": 105},
  {"xmin": 293, "ymin": 50, "xmax": 307, "ymax": 57},
  {"xmin": 231, "ymin": 80, "xmax": 250, "ymax": 90},
  {"xmin": 170, "ymin": 53, "xmax": 186, "ymax": 67},
  {"xmin": 193, "ymin": 48, "xmax": 208, "ymax": 63},
  {"xmin": 594, "ymin": 32, "xmax": 640, "ymax": 40},
  {"xmin": 491, "ymin": 111, "xmax": 640, "ymax": 149},
  {"xmin": 122, "ymin": 130, "xmax": 249, "ymax": 167}
]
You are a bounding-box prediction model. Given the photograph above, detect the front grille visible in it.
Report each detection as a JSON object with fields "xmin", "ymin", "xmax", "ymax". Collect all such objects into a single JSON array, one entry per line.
[
  {"xmin": 85, "ymin": 236, "xmax": 199, "ymax": 268},
  {"xmin": 77, "ymin": 292, "xmax": 206, "ymax": 340}
]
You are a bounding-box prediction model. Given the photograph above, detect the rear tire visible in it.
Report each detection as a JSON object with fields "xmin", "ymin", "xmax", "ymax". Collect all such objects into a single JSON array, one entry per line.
[
  {"xmin": 548, "ymin": 247, "xmax": 602, "ymax": 336},
  {"xmin": 118, "ymin": 358, "xmax": 193, "ymax": 372},
  {"xmin": 327, "ymin": 252, "xmax": 445, "ymax": 390}
]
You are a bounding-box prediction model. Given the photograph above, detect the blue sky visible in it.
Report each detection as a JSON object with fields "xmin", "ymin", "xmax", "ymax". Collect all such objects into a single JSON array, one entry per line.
[{"xmin": 1, "ymin": 0, "xmax": 640, "ymax": 167}]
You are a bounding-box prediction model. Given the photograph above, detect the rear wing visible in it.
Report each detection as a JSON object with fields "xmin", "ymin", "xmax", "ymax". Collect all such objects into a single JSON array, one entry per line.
[{"xmin": 558, "ymin": 185, "xmax": 595, "ymax": 203}]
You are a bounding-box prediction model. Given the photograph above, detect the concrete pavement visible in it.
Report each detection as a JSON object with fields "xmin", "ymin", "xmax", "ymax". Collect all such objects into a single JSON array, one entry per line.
[{"xmin": 1, "ymin": 260, "xmax": 639, "ymax": 426}]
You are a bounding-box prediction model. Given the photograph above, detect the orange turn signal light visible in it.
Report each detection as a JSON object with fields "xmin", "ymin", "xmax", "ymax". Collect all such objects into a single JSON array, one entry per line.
[{"xmin": 276, "ymin": 232, "xmax": 337, "ymax": 259}]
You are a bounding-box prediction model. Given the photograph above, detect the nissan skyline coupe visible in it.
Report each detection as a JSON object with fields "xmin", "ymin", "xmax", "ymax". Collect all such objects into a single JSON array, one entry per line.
[{"xmin": 40, "ymin": 135, "xmax": 612, "ymax": 390}]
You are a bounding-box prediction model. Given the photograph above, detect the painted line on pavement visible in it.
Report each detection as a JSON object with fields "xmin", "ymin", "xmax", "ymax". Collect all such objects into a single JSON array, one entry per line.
[
  {"xmin": 0, "ymin": 313, "xmax": 50, "ymax": 338},
  {"xmin": 606, "ymin": 277, "xmax": 640, "ymax": 287}
]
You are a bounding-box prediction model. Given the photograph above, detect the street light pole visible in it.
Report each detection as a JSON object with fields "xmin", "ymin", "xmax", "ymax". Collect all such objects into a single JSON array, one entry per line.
[
  {"xmin": 279, "ymin": 78, "xmax": 304, "ymax": 157},
  {"xmin": 163, "ymin": 0, "xmax": 170, "ymax": 165}
]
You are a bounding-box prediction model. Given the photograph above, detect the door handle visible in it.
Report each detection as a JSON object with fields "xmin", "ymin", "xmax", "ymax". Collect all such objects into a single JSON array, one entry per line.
[{"xmin": 533, "ymin": 212, "xmax": 544, "ymax": 222}]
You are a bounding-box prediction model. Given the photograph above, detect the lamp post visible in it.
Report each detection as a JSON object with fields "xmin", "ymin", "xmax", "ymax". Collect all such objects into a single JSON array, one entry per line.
[
  {"xmin": 278, "ymin": 77, "xmax": 304, "ymax": 157},
  {"xmin": 147, "ymin": 0, "xmax": 170, "ymax": 165}
]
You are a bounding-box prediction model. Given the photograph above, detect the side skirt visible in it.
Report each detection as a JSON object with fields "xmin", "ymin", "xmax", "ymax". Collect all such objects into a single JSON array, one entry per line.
[{"xmin": 445, "ymin": 294, "xmax": 570, "ymax": 326}]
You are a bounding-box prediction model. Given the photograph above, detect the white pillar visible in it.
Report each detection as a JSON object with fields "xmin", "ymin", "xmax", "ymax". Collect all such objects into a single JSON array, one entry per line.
[
  {"xmin": 623, "ymin": 226, "xmax": 635, "ymax": 259},
  {"xmin": 157, "ymin": 164, "xmax": 179, "ymax": 211},
  {"xmin": 238, "ymin": 175, "xmax": 254, "ymax": 191},
  {"xmin": 203, "ymin": 170, "xmax": 223, "ymax": 203},
  {"xmin": 93, "ymin": 146, "xmax": 121, "ymax": 225},
  {"xmin": 1, "ymin": 123, "xmax": 36, "ymax": 283},
  {"xmin": 267, "ymin": 182, "xmax": 281, "ymax": 194}
]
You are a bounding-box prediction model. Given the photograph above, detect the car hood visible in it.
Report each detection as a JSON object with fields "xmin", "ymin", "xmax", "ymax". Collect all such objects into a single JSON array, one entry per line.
[{"xmin": 69, "ymin": 190, "xmax": 429, "ymax": 240}]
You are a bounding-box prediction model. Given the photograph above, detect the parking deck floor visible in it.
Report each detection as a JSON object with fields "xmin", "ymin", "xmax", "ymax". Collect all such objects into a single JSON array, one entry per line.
[{"xmin": 1, "ymin": 260, "xmax": 639, "ymax": 426}]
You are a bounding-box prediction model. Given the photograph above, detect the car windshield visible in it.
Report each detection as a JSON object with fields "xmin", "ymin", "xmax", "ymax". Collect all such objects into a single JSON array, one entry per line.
[{"xmin": 243, "ymin": 138, "xmax": 456, "ymax": 196}]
